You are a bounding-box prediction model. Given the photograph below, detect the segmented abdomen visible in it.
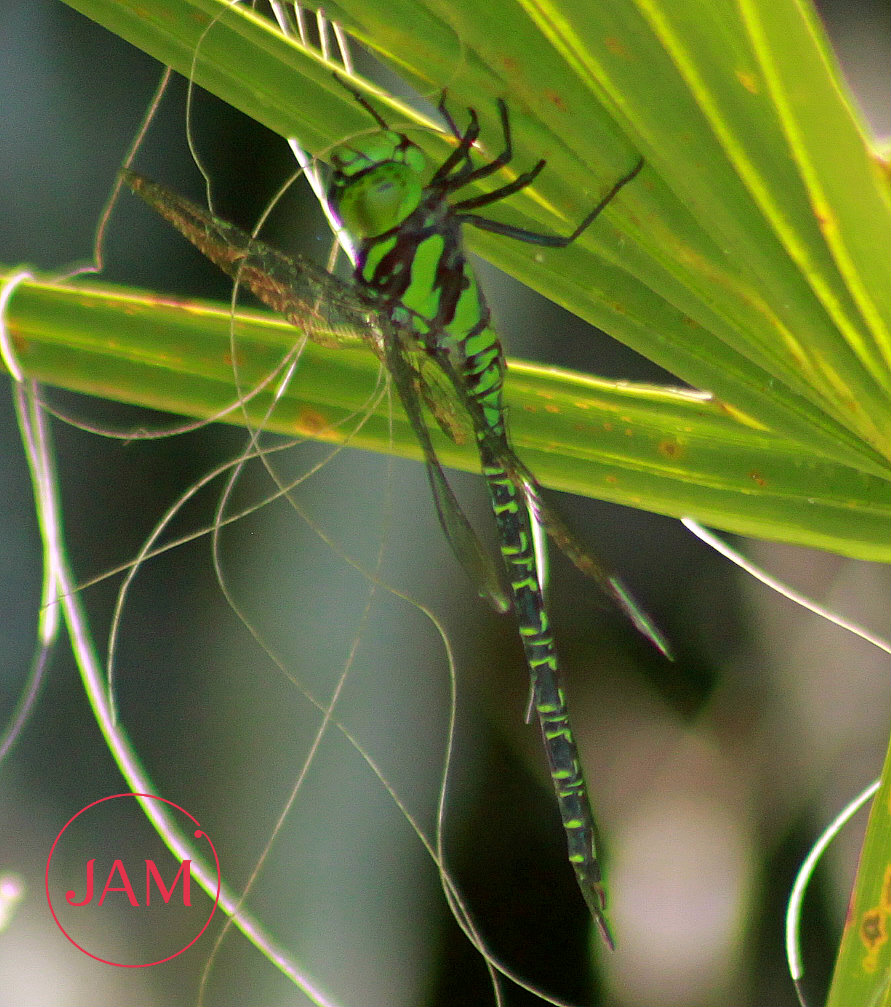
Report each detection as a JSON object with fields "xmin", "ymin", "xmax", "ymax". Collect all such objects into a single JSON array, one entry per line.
[
  {"xmin": 451, "ymin": 305, "xmax": 609, "ymax": 931},
  {"xmin": 361, "ymin": 201, "xmax": 612, "ymax": 941},
  {"xmin": 479, "ymin": 436, "xmax": 609, "ymax": 934}
]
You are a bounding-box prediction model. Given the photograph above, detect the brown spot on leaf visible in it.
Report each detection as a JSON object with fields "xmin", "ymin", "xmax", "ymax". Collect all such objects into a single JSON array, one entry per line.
[
  {"xmin": 735, "ymin": 69, "xmax": 759, "ymax": 94},
  {"xmin": 605, "ymin": 37, "xmax": 629, "ymax": 58},
  {"xmin": 544, "ymin": 89, "xmax": 567, "ymax": 112},
  {"xmin": 658, "ymin": 438, "xmax": 684, "ymax": 460},
  {"xmin": 295, "ymin": 407, "xmax": 330, "ymax": 435},
  {"xmin": 861, "ymin": 908, "xmax": 886, "ymax": 950}
]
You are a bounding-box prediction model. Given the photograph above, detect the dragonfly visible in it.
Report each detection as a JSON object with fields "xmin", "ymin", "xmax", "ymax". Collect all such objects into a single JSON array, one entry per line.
[{"xmin": 122, "ymin": 79, "xmax": 668, "ymax": 948}]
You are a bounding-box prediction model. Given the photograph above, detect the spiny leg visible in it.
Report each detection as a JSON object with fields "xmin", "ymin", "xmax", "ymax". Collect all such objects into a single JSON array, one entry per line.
[
  {"xmin": 435, "ymin": 96, "xmax": 642, "ymax": 246},
  {"xmin": 429, "ymin": 105, "xmax": 483, "ymax": 186},
  {"xmin": 458, "ymin": 156, "xmax": 644, "ymax": 246},
  {"xmin": 433, "ymin": 98, "xmax": 510, "ymax": 185},
  {"xmin": 331, "ymin": 72, "xmax": 392, "ymax": 130},
  {"xmin": 448, "ymin": 158, "xmax": 546, "ymax": 211},
  {"xmin": 436, "ymin": 93, "xmax": 463, "ymax": 139}
]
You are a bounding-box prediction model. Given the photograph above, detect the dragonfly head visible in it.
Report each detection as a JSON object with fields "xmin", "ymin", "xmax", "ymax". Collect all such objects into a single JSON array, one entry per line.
[{"xmin": 328, "ymin": 131, "xmax": 427, "ymax": 239}]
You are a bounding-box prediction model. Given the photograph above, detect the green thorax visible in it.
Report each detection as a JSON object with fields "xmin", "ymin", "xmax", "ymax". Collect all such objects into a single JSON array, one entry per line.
[{"xmin": 327, "ymin": 129, "xmax": 499, "ymax": 374}]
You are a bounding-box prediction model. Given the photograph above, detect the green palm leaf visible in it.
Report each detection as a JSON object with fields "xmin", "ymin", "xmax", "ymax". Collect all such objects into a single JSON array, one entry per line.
[
  {"xmin": 5, "ymin": 0, "xmax": 889, "ymax": 999},
  {"xmin": 7, "ymin": 0, "xmax": 890, "ymax": 559}
]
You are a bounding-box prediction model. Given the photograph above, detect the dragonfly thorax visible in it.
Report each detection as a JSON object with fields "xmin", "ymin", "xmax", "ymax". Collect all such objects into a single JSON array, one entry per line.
[{"xmin": 328, "ymin": 131, "xmax": 427, "ymax": 239}]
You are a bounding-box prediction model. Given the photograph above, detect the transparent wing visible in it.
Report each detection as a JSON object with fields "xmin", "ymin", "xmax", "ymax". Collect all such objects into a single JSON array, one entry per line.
[
  {"xmin": 122, "ymin": 170, "xmax": 378, "ymax": 351},
  {"xmin": 518, "ymin": 470, "xmax": 672, "ymax": 658},
  {"xmin": 123, "ymin": 169, "xmax": 508, "ymax": 613},
  {"xmin": 412, "ymin": 354, "xmax": 476, "ymax": 446},
  {"xmin": 382, "ymin": 326, "xmax": 508, "ymax": 613},
  {"xmin": 426, "ymin": 346, "xmax": 673, "ymax": 658}
]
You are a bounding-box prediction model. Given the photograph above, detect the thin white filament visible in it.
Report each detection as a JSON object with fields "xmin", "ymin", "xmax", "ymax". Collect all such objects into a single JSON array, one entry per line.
[
  {"xmin": 785, "ymin": 779, "xmax": 880, "ymax": 1005},
  {"xmin": 6, "ymin": 331, "xmax": 338, "ymax": 1003},
  {"xmin": 682, "ymin": 518, "xmax": 890, "ymax": 653}
]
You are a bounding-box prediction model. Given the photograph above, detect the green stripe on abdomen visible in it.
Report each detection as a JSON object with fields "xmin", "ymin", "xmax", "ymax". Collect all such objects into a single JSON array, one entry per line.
[{"xmin": 481, "ymin": 446, "xmax": 612, "ymax": 941}]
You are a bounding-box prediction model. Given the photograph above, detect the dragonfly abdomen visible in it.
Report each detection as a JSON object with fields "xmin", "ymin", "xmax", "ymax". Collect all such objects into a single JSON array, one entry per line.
[{"xmin": 481, "ymin": 446, "xmax": 614, "ymax": 947}]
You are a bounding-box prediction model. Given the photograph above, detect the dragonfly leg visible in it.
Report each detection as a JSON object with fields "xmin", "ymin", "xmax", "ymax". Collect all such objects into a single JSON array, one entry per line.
[
  {"xmin": 430, "ymin": 105, "xmax": 482, "ymax": 185},
  {"xmin": 331, "ymin": 72, "xmax": 392, "ymax": 130},
  {"xmin": 460, "ymin": 156, "xmax": 644, "ymax": 247},
  {"xmin": 435, "ymin": 97, "xmax": 523, "ymax": 194}
]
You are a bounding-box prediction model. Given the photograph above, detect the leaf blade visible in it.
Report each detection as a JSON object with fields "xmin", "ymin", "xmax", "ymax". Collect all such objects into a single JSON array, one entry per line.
[{"xmin": 4, "ymin": 268, "xmax": 888, "ymax": 559}]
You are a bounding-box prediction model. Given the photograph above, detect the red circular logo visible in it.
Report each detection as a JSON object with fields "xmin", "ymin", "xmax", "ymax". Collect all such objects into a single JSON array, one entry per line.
[{"xmin": 45, "ymin": 793, "xmax": 220, "ymax": 967}]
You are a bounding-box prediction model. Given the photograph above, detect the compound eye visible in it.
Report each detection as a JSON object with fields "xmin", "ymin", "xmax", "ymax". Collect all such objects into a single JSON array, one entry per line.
[
  {"xmin": 338, "ymin": 164, "xmax": 424, "ymax": 238},
  {"xmin": 363, "ymin": 171, "xmax": 404, "ymax": 223}
]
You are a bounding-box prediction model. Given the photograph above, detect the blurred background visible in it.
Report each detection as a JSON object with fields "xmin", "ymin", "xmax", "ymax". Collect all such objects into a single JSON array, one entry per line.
[{"xmin": 0, "ymin": 2, "xmax": 888, "ymax": 1004}]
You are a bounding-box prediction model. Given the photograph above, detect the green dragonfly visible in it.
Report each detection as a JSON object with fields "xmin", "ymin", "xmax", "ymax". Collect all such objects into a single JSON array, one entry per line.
[{"xmin": 122, "ymin": 81, "xmax": 668, "ymax": 947}]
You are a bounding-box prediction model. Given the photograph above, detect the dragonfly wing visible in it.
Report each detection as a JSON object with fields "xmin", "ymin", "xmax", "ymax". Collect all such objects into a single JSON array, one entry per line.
[
  {"xmin": 413, "ymin": 354, "xmax": 475, "ymax": 446},
  {"xmin": 123, "ymin": 170, "xmax": 380, "ymax": 353},
  {"xmin": 124, "ymin": 170, "xmax": 507, "ymax": 611},
  {"xmin": 515, "ymin": 466, "xmax": 673, "ymax": 659},
  {"xmin": 426, "ymin": 348, "xmax": 672, "ymax": 657},
  {"xmin": 382, "ymin": 324, "xmax": 509, "ymax": 614}
]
